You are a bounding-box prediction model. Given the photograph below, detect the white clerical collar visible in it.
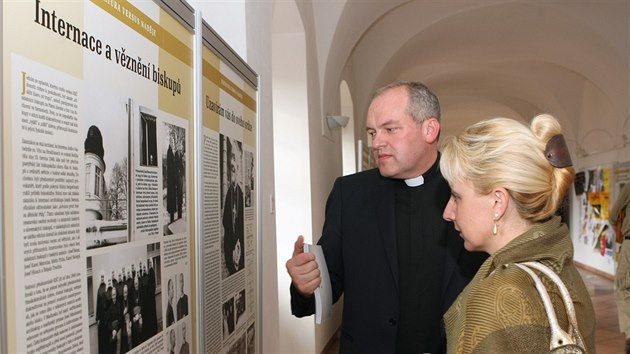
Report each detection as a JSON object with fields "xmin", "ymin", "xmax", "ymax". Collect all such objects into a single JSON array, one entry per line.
[{"xmin": 404, "ymin": 175, "xmax": 424, "ymax": 187}]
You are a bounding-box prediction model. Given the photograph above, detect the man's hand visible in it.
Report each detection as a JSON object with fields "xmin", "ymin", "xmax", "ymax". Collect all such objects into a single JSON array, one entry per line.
[{"xmin": 286, "ymin": 235, "xmax": 321, "ymax": 297}]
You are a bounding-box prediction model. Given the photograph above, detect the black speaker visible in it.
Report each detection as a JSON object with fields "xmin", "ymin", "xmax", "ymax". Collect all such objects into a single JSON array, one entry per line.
[{"xmin": 574, "ymin": 171, "xmax": 585, "ymax": 195}]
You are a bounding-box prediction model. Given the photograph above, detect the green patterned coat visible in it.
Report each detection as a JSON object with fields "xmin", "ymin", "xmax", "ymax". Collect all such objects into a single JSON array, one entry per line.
[{"xmin": 444, "ymin": 216, "xmax": 596, "ymax": 353}]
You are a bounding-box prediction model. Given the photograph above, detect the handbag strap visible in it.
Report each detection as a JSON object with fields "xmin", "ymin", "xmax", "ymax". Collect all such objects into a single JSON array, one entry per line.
[{"xmin": 515, "ymin": 262, "xmax": 586, "ymax": 351}]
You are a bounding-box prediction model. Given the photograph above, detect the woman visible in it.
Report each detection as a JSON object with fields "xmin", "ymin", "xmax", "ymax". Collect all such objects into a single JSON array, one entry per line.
[{"xmin": 440, "ymin": 114, "xmax": 595, "ymax": 353}]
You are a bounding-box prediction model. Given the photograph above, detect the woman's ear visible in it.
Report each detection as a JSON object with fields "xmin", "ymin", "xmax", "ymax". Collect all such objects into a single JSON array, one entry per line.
[{"xmin": 492, "ymin": 187, "xmax": 509, "ymax": 218}]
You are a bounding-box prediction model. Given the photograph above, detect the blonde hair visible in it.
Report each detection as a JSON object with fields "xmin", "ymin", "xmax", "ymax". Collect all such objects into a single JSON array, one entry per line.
[{"xmin": 440, "ymin": 114, "xmax": 574, "ymax": 222}]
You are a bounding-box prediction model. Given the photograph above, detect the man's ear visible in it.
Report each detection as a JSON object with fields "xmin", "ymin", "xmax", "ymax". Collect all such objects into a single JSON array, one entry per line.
[{"xmin": 424, "ymin": 117, "xmax": 440, "ymax": 144}]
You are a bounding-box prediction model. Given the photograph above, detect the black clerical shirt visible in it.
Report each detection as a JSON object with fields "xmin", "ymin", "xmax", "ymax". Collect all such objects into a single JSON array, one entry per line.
[{"xmin": 394, "ymin": 162, "xmax": 447, "ymax": 354}]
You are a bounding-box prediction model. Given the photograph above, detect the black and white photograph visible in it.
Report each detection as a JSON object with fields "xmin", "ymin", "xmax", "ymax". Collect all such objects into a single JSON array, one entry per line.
[
  {"xmin": 222, "ymin": 297, "xmax": 235, "ymax": 340},
  {"xmin": 86, "ymin": 243, "xmax": 162, "ymax": 353},
  {"xmin": 139, "ymin": 110, "xmax": 158, "ymax": 167},
  {"xmin": 165, "ymin": 274, "xmax": 176, "ymax": 329},
  {"xmin": 164, "ymin": 269, "xmax": 190, "ymax": 330},
  {"xmin": 246, "ymin": 322, "xmax": 255, "ymax": 354},
  {"xmin": 235, "ymin": 289, "xmax": 246, "ymax": 329},
  {"xmin": 176, "ymin": 272, "xmax": 189, "ymax": 321},
  {"xmin": 220, "ymin": 135, "xmax": 245, "ymax": 278},
  {"xmin": 226, "ymin": 332, "xmax": 247, "ymax": 354},
  {"xmin": 84, "ymin": 90, "xmax": 129, "ymax": 250},
  {"xmin": 244, "ymin": 150, "xmax": 254, "ymax": 208},
  {"xmin": 166, "ymin": 327, "xmax": 176, "ymax": 354},
  {"xmin": 162, "ymin": 122, "xmax": 187, "ymax": 236},
  {"xmin": 179, "ymin": 321, "xmax": 191, "ymax": 354},
  {"xmin": 163, "ymin": 314, "xmax": 191, "ymax": 354}
]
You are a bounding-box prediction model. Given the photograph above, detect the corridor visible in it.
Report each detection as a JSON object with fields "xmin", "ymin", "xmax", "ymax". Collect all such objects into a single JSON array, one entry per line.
[{"xmin": 580, "ymin": 267, "xmax": 626, "ymax": 354}]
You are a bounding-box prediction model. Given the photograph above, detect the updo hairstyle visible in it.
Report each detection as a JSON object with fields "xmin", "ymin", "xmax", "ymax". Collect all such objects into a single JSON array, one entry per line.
[{"xmin": 440, "ymin": 114, "xmax": 574, "ymax": 222}]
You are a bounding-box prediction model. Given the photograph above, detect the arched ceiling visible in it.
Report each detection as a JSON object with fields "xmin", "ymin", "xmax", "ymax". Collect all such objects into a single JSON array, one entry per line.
[{"xmin": 321, "ymin": 0, "xmax": 628, "ymax": 155}]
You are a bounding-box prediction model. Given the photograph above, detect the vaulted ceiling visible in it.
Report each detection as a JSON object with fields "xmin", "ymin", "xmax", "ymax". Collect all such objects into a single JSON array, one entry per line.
[{"xmin": 318, "ymin": 0, "xmax": 629, "ymax": 159}]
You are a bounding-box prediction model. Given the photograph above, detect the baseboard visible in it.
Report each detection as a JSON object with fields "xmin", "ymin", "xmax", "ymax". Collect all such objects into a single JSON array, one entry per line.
[
  {"xmin": 321, "ymin": 329, "xmax": 340, "ymax": 354},
  {"xmin": 575, "ymin": 261, "xmax": 614, "ymax": 281}
]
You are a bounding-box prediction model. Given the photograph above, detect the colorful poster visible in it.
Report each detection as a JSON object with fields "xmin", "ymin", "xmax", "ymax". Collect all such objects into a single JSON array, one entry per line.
[{"xmin": 579, "ymin": 167, "xmax": 612, "ymax": 257}]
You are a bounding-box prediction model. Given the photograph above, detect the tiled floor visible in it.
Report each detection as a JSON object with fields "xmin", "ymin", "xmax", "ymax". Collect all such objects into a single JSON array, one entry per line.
[{"xmin": 322, "ymin": 266, "xmax": 627, "ymax": 354}]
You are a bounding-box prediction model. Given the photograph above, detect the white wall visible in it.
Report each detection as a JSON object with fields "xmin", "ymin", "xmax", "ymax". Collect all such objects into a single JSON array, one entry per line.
[
  {"xmin": 272, "ymin": 28, "xmax": 316, "ymax": 353},
  {"xmin": 243, "ymin": 3, "xmax": 280, "ymax": 352},
  {"xmin": 192, "ymin": 1, "xmax": 247, "ymax": 58},
  {"xmin": 340, "ymin": 80, "xmax": 356, "ymax": 176}
]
